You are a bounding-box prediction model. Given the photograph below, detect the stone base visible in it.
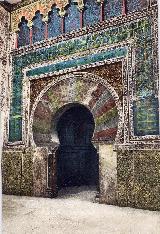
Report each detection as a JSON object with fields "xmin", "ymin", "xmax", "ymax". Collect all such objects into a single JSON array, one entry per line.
[
  {"xmin": 2, "ymin": 147, "xmax": 160, "ymax": 211},
  {"xmin": 2, "ymin": 147, "xmax": 49, "ymax": 197},
  {"xmin": 2, "ymin": 149, "xmax": 33, "ymax": 196}
]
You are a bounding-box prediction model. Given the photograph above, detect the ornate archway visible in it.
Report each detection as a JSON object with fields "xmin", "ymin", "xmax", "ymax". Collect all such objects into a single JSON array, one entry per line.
[
  {"xmin": 30, "ymin": 72, "xmax": 122, "ymax": 147},
  {"xmin": 30, "ymin": 72, "xmax": 122, "ymax": 201}
]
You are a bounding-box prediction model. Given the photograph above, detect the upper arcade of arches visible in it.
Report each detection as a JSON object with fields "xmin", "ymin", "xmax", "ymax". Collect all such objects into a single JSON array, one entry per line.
[{"xmin": 12, "ymin": 0, "xmax": 152, "ymax": 48}]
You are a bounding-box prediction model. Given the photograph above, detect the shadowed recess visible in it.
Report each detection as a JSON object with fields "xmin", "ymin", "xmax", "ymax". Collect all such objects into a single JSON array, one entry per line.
[{"xmin": 55, "ymin": 104, "xmax": 99, "ymax": 188}]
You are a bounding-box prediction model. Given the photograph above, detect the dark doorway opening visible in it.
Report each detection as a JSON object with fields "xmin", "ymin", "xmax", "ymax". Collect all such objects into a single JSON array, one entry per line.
[{"xmin": 56, "ymin": 104, "xmax": 99, "ymax": 190}]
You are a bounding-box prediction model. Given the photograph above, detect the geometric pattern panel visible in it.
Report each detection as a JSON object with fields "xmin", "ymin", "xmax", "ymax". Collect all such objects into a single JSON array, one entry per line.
[{"xmin": 26, "ymin": 47, "xmax": 126, "ymax": 77}]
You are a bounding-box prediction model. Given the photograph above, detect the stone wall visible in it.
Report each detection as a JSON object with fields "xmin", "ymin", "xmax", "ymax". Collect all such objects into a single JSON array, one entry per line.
[
  {"xmin": 0, "ymin": 6, "xmax": 10, "ymax": 142},
  {"xmin": 117, "ymin": 150, "xmax": 160, "ymax": 211},
  {"xmin": 0, "ymin": 5, "xmax": 10, "ymax": 211}
]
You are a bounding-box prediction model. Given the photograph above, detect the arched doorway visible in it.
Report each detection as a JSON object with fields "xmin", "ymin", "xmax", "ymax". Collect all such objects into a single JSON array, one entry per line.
[
  {"xmin": 55, "ymin": 104, "xmax": 99, "ymax": 190},
  {"xmin": 31, "ymin": 73, "xmax": 121, "ymax": 200}
]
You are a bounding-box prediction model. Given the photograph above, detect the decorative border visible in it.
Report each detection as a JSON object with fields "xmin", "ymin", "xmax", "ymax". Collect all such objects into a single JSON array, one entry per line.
[
  {"xmin": 24, "ymin": 42, "xmax": 128, "ymax": 78},
  {"xmin": 22, "ymin": 43, "xmax": 128, "ymax": 147}
]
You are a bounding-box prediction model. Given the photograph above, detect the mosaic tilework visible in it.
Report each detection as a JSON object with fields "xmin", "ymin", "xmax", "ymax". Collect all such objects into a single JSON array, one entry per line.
[
  {"xmin": 9, "ymin": 56, "xmax": 23, "ymax": 141},
  {"xmin": 134, "ymin": 19, "xmax": 154, "ymax": 97},
  {"xmin": 29, "ymin": 62, "xmax": 123, "ymax": 110},
  {"xmin": 11, "ymin": 0, "xmax": 149, "ymax": 32},
  {"xmin": 11, "ymin": 0, "xmax": 67, "ymax": 31},
  {"xmin": 9, "ymin": 116, "xmax": 22, "ymax": 142},
  {"xmin": 3, "ymin": 2, "xmax": 160, "ymax": 211},
  {"xmin": 26, "ymin": 47, "xmax": 126, "ymax": 77},
  {"xmin": 133, "ymin": 98, "xmax": 159, "ymax": 136},
  {"xmin": 127, "ymin": 0, "xmax": 148, "ymax": 13},
  {"xmin": 85, "ymin": 62, "xmax": 123, "ymax": 100}
]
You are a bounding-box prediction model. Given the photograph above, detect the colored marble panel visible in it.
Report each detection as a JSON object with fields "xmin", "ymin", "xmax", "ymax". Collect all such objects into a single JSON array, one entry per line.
[
  {"xmin": 133, "ymin": 151, "xmax": 160, "ymax": 210},
  {"xmin": 32, "ymin": 11, "xmax": 45, "ymax": 43},
  {"xmin": 104, "ymin": 0, "xmax": 122, "ymax": 20},
  {"xmin": 65, "ymin": 1, "xmax": 80, "ymax": 33},
  {"xmin": 21, "ymin": 149, "xmax": 34, "ymax": 196},
  {"xmin": 83, "ymin": 0, "xmax": 101, "ymax": 26},
  {"xmin": 117, "ymin": 150, "xmax": 160, "ymax": 210},
  {"xmin": 48, "ymin": 6, "xmax": 61, "ymax": 38}
]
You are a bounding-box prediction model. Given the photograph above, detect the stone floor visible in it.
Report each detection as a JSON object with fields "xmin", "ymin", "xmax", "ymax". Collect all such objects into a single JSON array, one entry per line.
[{"xmin": 2, "ymin": 186, "xmax": 160, "ymax": 234}]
